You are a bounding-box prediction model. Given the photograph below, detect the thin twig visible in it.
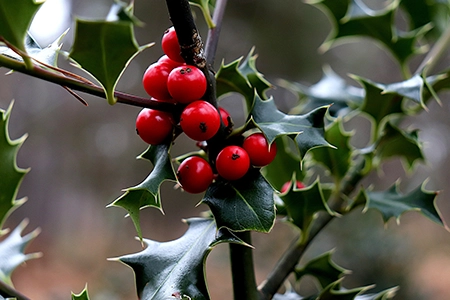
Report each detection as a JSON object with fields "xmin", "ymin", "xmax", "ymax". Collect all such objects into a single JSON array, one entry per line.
[
  {"xmin": 0, "ymin": 280, "xmax": 31, "ymax": 300},
  {"xmin": 205, "ymin": 0, "xmax": 228, "ymax": 66}
]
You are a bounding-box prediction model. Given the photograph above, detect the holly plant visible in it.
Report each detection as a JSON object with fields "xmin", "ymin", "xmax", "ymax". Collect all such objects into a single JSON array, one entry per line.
[{"xmin": 0, "ymin": 0, "xmax": 450, "ymax": 299}]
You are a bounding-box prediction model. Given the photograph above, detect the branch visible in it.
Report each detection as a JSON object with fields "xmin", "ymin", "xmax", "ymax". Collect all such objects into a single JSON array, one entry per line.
[
  {"xmin": 0, "ymin": 280, "xmax": 31, "ymax": 300},
  {"xmin": 0, "ymin": 54, "xmax": 176, "ymax": 111},
  {"xmin": 258, "ymin": 158, "xmax": 367, "ymax": 299},
  {"xmin": 205, "ymin": 0, "xmax": 228, "ymax": 66}
]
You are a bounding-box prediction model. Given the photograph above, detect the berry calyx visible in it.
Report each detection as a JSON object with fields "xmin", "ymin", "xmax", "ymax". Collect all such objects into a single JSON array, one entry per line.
[
  {"xmin": 177, "ymin": 156, "xmax": 213, "ymax": 193},
  {"xmin": 280, "ymin": 180, "xmax": 305, "ymax": 193},
  {"xmin": 142, "ymin": 62, "xmax": 173, "ymax": 100},
  {"xmin": 243, "ymin": 133, "xmax": 277, "ymax": 167},
  {"xmin": 167, "ymin": 65, "xmax": 207, "ymax": 104},
  {"xmin": 161, "ymin": 27, "xmax": 185, "ymax": 63},
  {"xmin": 216, "ymin": 145, "xmax": 250, "ymax": 181},
  {"xmin": 135, "ymin": 108, "xmax": 173, "ymax": 145},
  {"xmin": 180, "ymin": 101, "xmax": 221, "ymax": 141}
]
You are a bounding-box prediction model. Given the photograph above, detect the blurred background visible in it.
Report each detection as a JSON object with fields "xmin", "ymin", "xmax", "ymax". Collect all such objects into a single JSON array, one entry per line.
[{"xmin": 1, "ymin": 0, "xmax": 450, "ymax": 299}]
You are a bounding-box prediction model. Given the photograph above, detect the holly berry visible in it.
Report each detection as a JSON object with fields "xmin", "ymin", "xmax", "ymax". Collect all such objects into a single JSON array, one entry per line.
[
  {"xmin": 219, "ymin": 107, "xmax": 232, "ymax": 128},
  {"xmin": 162, "ymin": 27, "xmax": 185, "ymax": 63},
  {"xmin": 216, "ymin": 145, "xmax": 250, "ymax": 181},
  {"xmin": 158, "ymin": 54, "xmax": 184, "ymax": 69},
  {"xmin": 243, "ymin": 133, "xmax": 277, "ymax": 167},
  {"xmin": 135, "ymin": 108, "xmax": 173, "ymax": 145},
  {"xmin": 142, "ymin": 62, "xmax": 173, "ymax": 100},
  {"xmin": 177, "ymin": 156, "xmax": 213, "ymax": 193},
  {"xmin": 180, "ymin": 100, "xmax": 221, "ymax": 141},
  {"xmin": 280, "ymin": 180, "xmax": 305, "ymax": 193},
  {"xmin": 167, "ymin": 65, "xmax": 207, "ymax": 103}
]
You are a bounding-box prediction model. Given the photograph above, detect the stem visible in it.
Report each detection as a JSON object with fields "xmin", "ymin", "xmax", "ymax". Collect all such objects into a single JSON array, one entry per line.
[
  {"xmin": 0, "ymin": 54, "xmax": 176, "ymax": 111},
  {"xmin": 205, "ymin": 0, "xmax": 228, "ymax": 66},
  {"xmin": 258, "ymin": 158, "xmax": 366, "ymax": 299},
  {"xmin": 229, "ymin": 231, "xmax": 260, "ymax": 300},
  {"xmin": 415, "ymin": 25, "xmax": 450, "ymax": 75},
  {"xmin": 0, "ymin": 280, "xmax": 31, "ymax": 300}
]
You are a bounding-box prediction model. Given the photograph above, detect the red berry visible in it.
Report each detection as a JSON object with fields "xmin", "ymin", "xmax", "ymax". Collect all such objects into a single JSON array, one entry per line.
[
  {"xmin": 158, "ymin": 54, "xmax": 184, "ymax": 69},
  {"xmin": 242, "ymin": 133, "xmax": 277, "ymax": 167},
  {"xmin": 162, "ymin": 27, "xmax": 184, "ymax": 63},
  {"xmin": 135, "ymin": 108, "xmax": 173, "ymax": 145},
  {"xmin": 142, "ymin": 62, "xmax": 172, "ymax": 100},
  {"xmin": 177, "ymin": 156, "xmax": 213, "ymax": 193},
  {"xmin": 180, "ymin": 101, "xmax": 221, "ymax": 141},
  {"xmin": 167, "ymin": 65, "xmax": 207, "ymax": 104},
  {"xmin": 216, "ymin": 145, "xmax": 250, "ymax": 181},
  {"xmin": 219, "ymin": 107, "xmax": 232, "ymax": 128},
  {"xmin": 280, "ymin": 180, "xmax": 305, "ymax": 193}
]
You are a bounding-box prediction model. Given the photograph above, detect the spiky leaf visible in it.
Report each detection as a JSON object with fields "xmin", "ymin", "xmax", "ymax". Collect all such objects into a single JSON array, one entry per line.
[
  {"xmin": 250, "ymin": 94, "xmax": 331, "ymax": 159},
  {"xmin": 310, "ymin": 0, "xmax": 428, "ymax": 66},
  {"xmin": 310, "ymin": 118, "xmax": 353, "ymax": 181},
  {"xmin": 118, "ymin": 218, "xmax": 246, "ymax": 300},
  {"xmin": 0, "ymin": 220, "xmax": 41, "ymax": 286},
  {"xmin": 69, "ymin": 19, "xmax": 151, "ymax": 105},
  {"xmin": 281, "ymin": 179, "xmax": 333, "ymax": 233},
  {"xmin": 238, "ymin": 47, "xmax": 272, "ymax": 99},
  {"xmin": 363, "ymin": 182, "xmax": 443, "ymax": 226},
  {"xmin": 109, "ymin": 144, "xmax": 176, "ymax": 240},
  {"xmin": 106, "ymin": 0, "xmax": 144, "ymax": 26},
  {"xmin": 0, "ymin": 0, "xmax": 43, "ymax": 62},
  {"xmin": 0, "ymin": 102, "xmax": 29, "ymax": 232},
  {"xmin": 279, "ymin": 66, "xmax": 364, "ymax": 116},
  {"xmin": 202, "ymin": 170, "xmax": 275, "ymax": 233},
  {"xmin": 71, "ymin": 286, "xmax": 90, "ymax": 300},
  {"xmin": 295, "ymin": 251, "xmax": 350, "ymax": 289},
  {"xmin": 374, "ymin": 121, "xmax": 424, "ymax": 171}
]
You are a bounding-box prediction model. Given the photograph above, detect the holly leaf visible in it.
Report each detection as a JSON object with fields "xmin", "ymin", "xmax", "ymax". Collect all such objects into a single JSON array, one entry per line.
[
  {"xmin": 310, "ymin": 0, "xmax": 428, "ymax": 66},
  {"xmin": 310, "ymin": 118, "xmax": 353, "ymax": 181},
  {"xmin": 69, "ymin": 19, "xmax": 152, "ymax": 105},
  {"xmin": 362, "ymin": 182, "xmax": 443, "ymax": 227},
  {"xmin": 109, "ymin": 144, "xmax": 177, "ymax": 240},
  {"xmin": 117, "ymin": 218, "xmax": 247, "ymax": 300},
  {"xmin": 353, "ymin": 76, "xmax": 404, "ymax": 133},
  {"xmin": 0, "ymin": 102, "xmax": 29, "ymax": 232},
  {"xmin": 0, "ymin": 219, "xmax": 41, "ymax": 286},
  {"xmin": 374, "ymin": 121, "xmax": 424, "ymax": 171},
  {"xmin": 0, "ymin": 0, "xmax": 44, "ymax": 65},
  {"xmin": 202, "ymin": 169, "xmax": 276, "ymax": 233},
  {"xmin": 281, "ymin": 179, "xmax": 333, "ymax": 233},
  {"xmin": 279, "ymin": 66, "xmax": 364, "ymax": 116},
  {"xmin": 316, "ymin": 279, "xmax": 373, "ymax": 300},
  {"xmin": 250, "ymin": 94, "xmax": 331, "ymax": 160},
  {"xmin": 295, "ymin": 250, "xmax": 350, "ymax": 289},
  {"xmin": 71, "ymin": 285, "xmax": 90, "ymax": 300},
  {"xmin": 262, "ymin": 136, "xmax": 304, "ymax": 191},
  {"xmin": 238, "ymin": 47, "xmax": 273, "ymax": 99},
  {"xmin": 106, "ymin": 0, "xmax": 144, "ymax": 26}
]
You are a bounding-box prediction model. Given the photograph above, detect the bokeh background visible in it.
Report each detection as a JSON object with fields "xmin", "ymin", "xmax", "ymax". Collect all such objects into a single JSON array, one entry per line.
[{"xmin": 1, "ymin": 0, "xmax": 450, "ymax": 299}]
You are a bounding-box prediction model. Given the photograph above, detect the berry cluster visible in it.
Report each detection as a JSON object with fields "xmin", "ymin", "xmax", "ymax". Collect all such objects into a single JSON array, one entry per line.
[{"xmin": 136, "ymin": 27, "xmax": 278, "ymax": 194}]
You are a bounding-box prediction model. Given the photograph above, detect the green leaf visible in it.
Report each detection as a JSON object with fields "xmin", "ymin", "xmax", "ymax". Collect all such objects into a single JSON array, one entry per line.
[
  {"xmin": 279, "ymin": 66, "xmax": 364, "ymax": 116},
  {"xmin": 238, "ymin": 47, "xmax": 273, "ymax": 99},
  {"xmin": 202, "ymin": 169, "xmax": 276, "ymax": 233},
  {"xmin": 0, "ymin": 0, "xmax": 44, "ymax": 66},
  {"xmin": 295, "ymin": 250, "xmax": 350, "ymax": 289},
  {"xmin": 316, "ymin": 279, "xmax": 373, "ymax": 300},
  {"xmin": 117, "ymin": 218, "xmax": 246, "ymax": 300},
  {"xmin": 109, "ymin": 144, "xmax": 176, "ymax": 240},
  {"xmin": 353, "ymin": 76, "xmax": 404, "ymax": 135},
  {"xmin": 106, "ymin": 0, "xmax": 144, "ymax": 26},
  {"xmin": 363, "ymin": 182, "xmax": 443, "ymax": 226},
  {"xmin": 216, "ymin": 49, "xmax": 271, "ymax": 114},
  {"xmin": 281, "ymin": 179, "xmax": 333, "ymax": 233},
  {"xmin": 374, "ymin": 121, "xmax": 424, "ymax": 171},
  {"xmin": 262, "ymin": 136, "xmax": 304, "ymax": 191},
  {"xmin": 0, "ymin": 220, "xmax": 41, "ymax": 286},
  {"xmin": 69, "ymin": 19, "xmax": 151, "ymax": 105},
  {"xmin": 189, "ymin": 0, "xmax": 215, "ymax": 28},
  {"xmin": 71, "ymin": 285, "xmax": 90, "ymax": 300},
  {"xmin": 250, "ymin": 94, "xmax": 331, "ymax": 160},
  {"xmin": 309, "ymin": 118, "xmax": 353, "ymax": 181},
  {"xmin": 310, "ymin": 0, "xmax": 429, "ymax": 66},
  {"xmin": 0, "ymin": 102, "xmax": 29, "ymax": 232}
]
